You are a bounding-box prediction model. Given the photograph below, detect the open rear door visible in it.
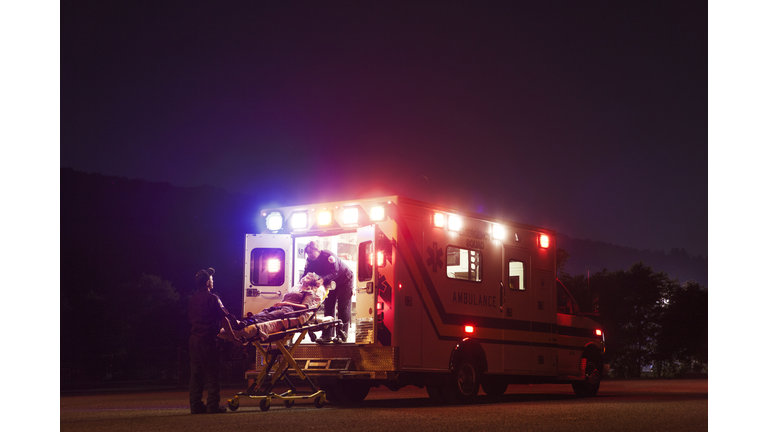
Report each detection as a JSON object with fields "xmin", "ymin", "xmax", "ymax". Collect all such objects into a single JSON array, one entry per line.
[
  {"xmin": 242, "ymin": 233, "xmax": 293, "ymax": 317},
  {"xmin": 354, "ymin": 225, "xmax": 377, "ymax": 344}
]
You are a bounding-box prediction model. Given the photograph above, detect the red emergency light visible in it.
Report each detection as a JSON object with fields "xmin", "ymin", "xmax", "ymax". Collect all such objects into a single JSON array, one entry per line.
[
  {"xmin": 595, "ymin": 329, "xmax": 602, "ymax": 337},
  {"xmin": 539, "ymin": 234, "xmax": 550, "ymax": 248},
  {"xmin": 464, "ymin": 325, "xmax": 474, "ymax": 333}
]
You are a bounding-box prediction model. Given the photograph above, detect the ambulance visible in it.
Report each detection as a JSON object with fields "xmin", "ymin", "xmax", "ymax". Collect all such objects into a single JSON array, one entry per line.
[{"xmin": 242, "ymin": 196, "xmax": 607, "ymax": 404}]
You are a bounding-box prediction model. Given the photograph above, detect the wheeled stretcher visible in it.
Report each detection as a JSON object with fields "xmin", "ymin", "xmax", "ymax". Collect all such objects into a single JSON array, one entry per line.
[{"xmin": 226, "ymin": 307, "xmax": 341, "ymax": 412}]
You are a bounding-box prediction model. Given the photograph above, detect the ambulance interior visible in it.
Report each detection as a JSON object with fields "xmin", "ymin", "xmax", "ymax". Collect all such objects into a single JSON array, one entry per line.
[{"xmin": 293, "ymin": 233, "xmax": 359, "ymax": 344}]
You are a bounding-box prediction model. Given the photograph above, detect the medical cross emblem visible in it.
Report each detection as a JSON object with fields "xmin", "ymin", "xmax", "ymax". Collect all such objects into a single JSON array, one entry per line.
[{"xmin": 426, "ymin": 242, "xmax": 443, "ymax": 273}]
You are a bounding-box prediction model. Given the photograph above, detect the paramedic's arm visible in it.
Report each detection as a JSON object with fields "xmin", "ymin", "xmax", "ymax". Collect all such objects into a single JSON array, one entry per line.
[
  {"xmin": 319, "ymin": 256, "xmax": 341, "ymax": 285},
  {"xmin": 220, "ymin": 317, "xmax": 240, "ymax": 342}
]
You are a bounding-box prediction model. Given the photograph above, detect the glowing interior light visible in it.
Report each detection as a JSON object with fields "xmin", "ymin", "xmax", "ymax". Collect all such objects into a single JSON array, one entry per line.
[
  {"xmin": 370, "ymin": 206, "xmax": 386, "ymax": 221},
  {"xmin": 343, "ymin": 207, "xmax": 359, "ymax": 224},
  {"xmin": 464, "ymin": 325, "xmax": 474, "ymax": 333},
  {"xmin": 540, "ymin": 234, "xmax": 550, "ymax": 248},
  {"xmin": 595, "ymin": 329, "xmax": 602, "ymax": 336},
  {"xmin": 448, "ymin": 215, "xmax": 462, "ymax": 232},
  {"xmin": 369, "ymin": 253, "xmax": 374, "ymax": 266},
  {"xmin": 433, "ymin": 212, "xmax": 445, "ymax": 228},
  {"xmin": 265, "ymin": 212, "xmax": 284, "ymax": 231},
  {"xmin": 291, "ymin": 212, "xmax": 308, "ymax": 229},
  {"xmin": 377, "ymin": 251, "xmax": 385, "ymax": 267},
  {"xmin": 318, "ymin": 210, "xmax": 333, "ymax": 226},
  {"xmin": 267, "ymin": 259, "xmax": 281, "ymax": 273},
  {"xmin": 492, "ymin": 224, "xmax": 505, "ymax": 240}
]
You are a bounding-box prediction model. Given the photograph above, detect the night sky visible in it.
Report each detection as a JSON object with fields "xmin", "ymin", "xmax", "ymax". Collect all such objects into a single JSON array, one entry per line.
[{"xmin": 58, "ymin": 1, "xmax": 708, "ymax": 257}]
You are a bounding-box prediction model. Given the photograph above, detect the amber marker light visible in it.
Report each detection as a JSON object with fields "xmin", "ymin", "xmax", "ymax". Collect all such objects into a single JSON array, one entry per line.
[
  {"xmin": 433, "ymin": 212, "xmax": 445, "ymax": 228},
  {"xmin": 318, "ymin": 210, "xmax": 333, "ymax": 226}
]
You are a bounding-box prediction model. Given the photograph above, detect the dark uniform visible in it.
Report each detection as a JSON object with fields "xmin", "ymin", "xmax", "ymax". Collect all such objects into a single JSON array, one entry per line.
[
  {"xmin": 188, "ymin": 268, "xmax": 230, "ymax": 413},
  {"xmin": 303, "ymin": 250, "xmax": 354, "ymax": 341}
]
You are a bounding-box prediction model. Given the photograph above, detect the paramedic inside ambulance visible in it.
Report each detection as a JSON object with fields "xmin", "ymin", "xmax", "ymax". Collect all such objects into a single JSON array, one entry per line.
[{"xmin": 302, "ymin": 240, "xmax": 354, "ymax": 344}]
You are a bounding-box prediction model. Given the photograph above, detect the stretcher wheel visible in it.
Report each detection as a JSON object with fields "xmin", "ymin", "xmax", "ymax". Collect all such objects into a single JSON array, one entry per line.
[
  {"xmin": 284, "ymin": 399, "xmax": 294, "ymax": 408},
  {"xmin": 314, "ymin": 395, "xmax": 325, "ymax": 409},
  {"xmin": 227, "ymin": 399, "xmax": 239, "ymax": 411},
  {"xmin": 259, "ymin": 398, "xmax": 270, "ymax": 412}
]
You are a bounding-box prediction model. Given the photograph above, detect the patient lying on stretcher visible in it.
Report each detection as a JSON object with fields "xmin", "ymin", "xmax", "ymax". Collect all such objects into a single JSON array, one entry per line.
[{"xmin": 219, "ymin": 272, "xmax": 326, "ymax": 343}]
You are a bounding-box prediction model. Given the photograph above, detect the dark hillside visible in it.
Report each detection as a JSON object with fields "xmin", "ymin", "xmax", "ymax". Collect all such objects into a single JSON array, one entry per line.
[{"xmin": 559, "ymin": 235, "xmax": 707, "ymax": 287}]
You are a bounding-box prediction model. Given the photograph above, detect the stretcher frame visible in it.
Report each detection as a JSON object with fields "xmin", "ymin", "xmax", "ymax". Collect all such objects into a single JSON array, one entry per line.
[{"xmin": 226, "ymin": 307, "xmax": 341, "ymax": 412}]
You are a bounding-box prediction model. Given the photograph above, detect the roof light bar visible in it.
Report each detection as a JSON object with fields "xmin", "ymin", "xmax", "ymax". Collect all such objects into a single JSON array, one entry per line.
[
  {"xmin": 265, "ymin": 212, "xmax": 284, "ymax": 231},
  {"xmin": 448, "ymin": 215, "xmax": 462, "ymax": 232},
  {"xmin": 291, "ymin": 211, "xmax": 308, "ymax": 229},
  {"xmin": 343, "ymin": 207, "xmax": 359, "ymax": 225},
  {"xmin": 433, "ymin": 212, "xmax": 445, "ymax": 228},
  {"xmin": 370, "ymin": 206, "xmax": 386, "ymax": 222},
  {"xmin": 317, "ymin": 210, "xmax": 333, "ymax": 226}
]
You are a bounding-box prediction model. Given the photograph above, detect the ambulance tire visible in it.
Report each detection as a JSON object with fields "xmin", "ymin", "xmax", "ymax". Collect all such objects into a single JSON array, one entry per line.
[
  {"xmin": 328, "ymin": 382, "xmax": 370, "ymax": 405},
  {"xmin": 572, "ymin": 357, "xmax": 602, "ymax": 398},
  {"xmin": 481, "ymin": 378, "xmax": 508, "ymax": 397},
  {"xmin": 442, "ymin": 358, "xmax": 481, "ymax": 404},
  {"xmin": 426, "ymin": 384, "xmax": 447, "ymax": 404}
]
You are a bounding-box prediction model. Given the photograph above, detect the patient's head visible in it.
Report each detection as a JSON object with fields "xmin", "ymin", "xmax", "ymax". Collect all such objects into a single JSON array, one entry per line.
[{"xmin": 301, "ymin": 272, "xmax": 322, "ymax": 289}]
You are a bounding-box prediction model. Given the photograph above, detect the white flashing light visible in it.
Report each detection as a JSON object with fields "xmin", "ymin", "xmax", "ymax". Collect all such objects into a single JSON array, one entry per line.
[
  {"xmin": 492, "ymin": 224, "xmax": 505, "ymax": 240},
  {"xmin": 370, "ymin": 206, "xmax": 386, "ymax": 221},
  {"xmin": 265, "ymin": 212, "xmax": 284, "ymax": 231},
  {"xmin": 267, "ymin": 259, "xmax": 281, "ymax": 273},
  {"xmin": 291, "ymin": 212, "xmax": 308, "ymax": 229},
  {"xmin": 343, "ymin": 207, "xmax": 359, "ymax": 225},
  {"xmin": 318, "ymin": 210, "xmax": 333, "ymax": 226},
  {"xmin": 448, "ymin": 214, "xmax": 462, "ymax": 232}
]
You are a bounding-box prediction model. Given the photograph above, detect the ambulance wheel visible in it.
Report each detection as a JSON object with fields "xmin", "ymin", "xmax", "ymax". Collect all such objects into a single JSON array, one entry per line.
[
  {"xmin": 572, "ymin": 357, "xmax": 602, "ymax": 398},
  {"xmin": 331, "ymin": 382, "xmax": 370, "ymax": 405},
  {"xmin": 259, "ymin": 398, "xmax": 270, "ymax": 411},
  {"xmin": 481, "ymin": 378, "xmax": 508, "ymax": 397},
  {"xmin": 426, "ymin": 384, "xmax": 447, "ymax": 404},
  {"xmin": 314, "ymin": 395, "xmax": 325, "ymax": 408},
  {"xmin": 227, "ymin": 400, "xmax": 239, "ymax": 411},
  {"xmin": 284, "ymin": 399, "xmax": 294, "ymax": 408},
  {"xmin": 442, "ymin": 357, "xmax": 480, "ymax": 404}
]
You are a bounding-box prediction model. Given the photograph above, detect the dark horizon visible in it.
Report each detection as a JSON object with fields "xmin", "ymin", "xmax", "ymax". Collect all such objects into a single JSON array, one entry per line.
[{"xmin": 60, "ymin": 1, "xmax": 708, "ymax": 259}]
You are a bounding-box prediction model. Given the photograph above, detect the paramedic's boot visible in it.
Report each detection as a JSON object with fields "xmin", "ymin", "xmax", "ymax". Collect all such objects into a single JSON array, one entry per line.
[
  {"xmin": 333, "ymin": 322, "xmax": 349, "ymax": 344},
  {"xmin": 190, "ymin": 402, "xmax": 207, "ymax": 414},
  {"xmin": 207, "ymin": 404, "xmax": 227, "ymax": 414},
  {"xmin": 316, "ymin": 326, "xmax": 333, "ymax": 344}
]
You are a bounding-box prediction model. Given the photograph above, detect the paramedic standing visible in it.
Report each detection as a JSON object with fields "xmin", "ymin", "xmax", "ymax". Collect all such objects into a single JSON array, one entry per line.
[
  {"xmin": 302, "ymin": 240, "xmax": 354, "ymax": 343},
  {"xmin": 188, "ymin": 267, "xmax": 239, "ymax": 414}
]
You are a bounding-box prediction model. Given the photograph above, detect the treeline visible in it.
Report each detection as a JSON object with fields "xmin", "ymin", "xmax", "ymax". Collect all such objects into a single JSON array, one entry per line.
[
  {"xmin": 558, "ymin": 253, "xmax": 707, "ymax": 378},
  {"xmin": 60, "ymin": 168, "xmax": 707, "ymax": 383}
]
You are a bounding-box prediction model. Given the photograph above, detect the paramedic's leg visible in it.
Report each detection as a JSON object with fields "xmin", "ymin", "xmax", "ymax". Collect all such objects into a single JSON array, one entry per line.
[
  {"xmin": 336, "ymin": 283, "xmax": 353, "ymax": 342},
  {"xmin": 188, "ymin": 335, "xmax": 207, "ymax": 413},
  {"xmin": 320, "ymin": 289, "xmax": 338, "ymax": 341},
  {"xmin": 190, "ymin": 335, "xmax": 222, "ymax": 409}
]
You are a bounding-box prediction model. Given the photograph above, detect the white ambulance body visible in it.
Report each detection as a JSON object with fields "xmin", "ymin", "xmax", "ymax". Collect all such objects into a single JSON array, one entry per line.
[{"xmin": 243, "ymin": 196, "xmax": 606, "ymax": 403}]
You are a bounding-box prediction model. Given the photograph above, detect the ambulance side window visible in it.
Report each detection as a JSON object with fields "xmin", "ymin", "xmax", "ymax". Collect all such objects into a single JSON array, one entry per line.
[
  {"xmin": 250, "ymin": 248, "xmax": 285, "ymax": 286},
  {"xmin": 508, "ymin": 260, "xmax": 525, "ymax": 290},
  {"xmin": 358, "ymin": 241, "xmax": 373, "ymax": 281},
  {"xmin": 446, "ymin": 246, "xmax": 483, "ymax": 282}
]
